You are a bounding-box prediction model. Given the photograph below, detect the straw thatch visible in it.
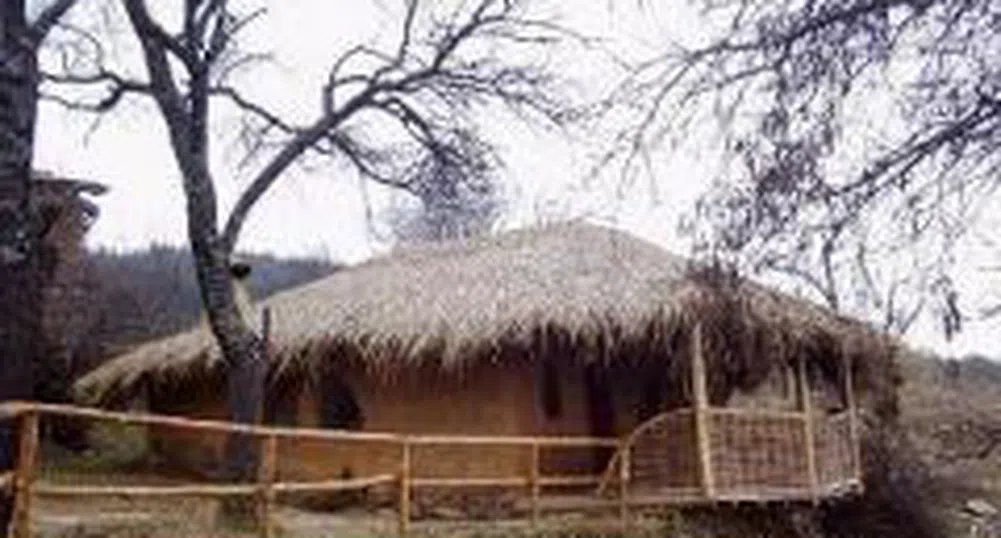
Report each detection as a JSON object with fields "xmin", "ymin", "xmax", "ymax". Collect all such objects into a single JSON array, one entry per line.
[{"xmin": 75, "ymin": 221, "xmax": 899, "ymax": 412}]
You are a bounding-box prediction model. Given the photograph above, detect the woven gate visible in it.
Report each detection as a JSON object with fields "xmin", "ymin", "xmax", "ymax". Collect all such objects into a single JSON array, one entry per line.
[
  {"xmin": 608, "ymin": 407, "xmax": 861, "ymax": 504},
  {"xmin": 599, "ymin": 327, "xmax": 863, "ymax": 505}
]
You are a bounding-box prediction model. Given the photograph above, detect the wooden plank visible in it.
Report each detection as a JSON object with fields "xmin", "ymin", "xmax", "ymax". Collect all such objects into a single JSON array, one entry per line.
[
  {"xmin": 258, "ymin": 311, "xmax": 276, "ymax": 538},
  {"xmin": 530, "ymin": 489, "xmax": 707, "ymax": 512},
  {"xmin": 691, "ymin": 324, "xmax": 715, "ymax": 500},
  {"xmin": 272, "ymin": 474, "xmax": 396, "ymax": 493},
  {"xmin": 5, "ymin": 402, "xmax": 623, "ymax": 460},
  {"xmin": 6, "ymin": 402, "xmax": 622, "ymax": 450},
  {"xmin": 399, "ymin": 440, "xmax": 411, "ymax": 537},
  {"xmin": 786, "ymin": 362, "xmax": 798, "ymax": 400},
  {"xmin": 407, "ymin": 434, "xmax": 620, "ymax": 448},
  {"xmin": 257, "ymin": 435, "xmax": 277, "ymax": 538},
  {"xmin": 538, "ymin": 475, "xmax": 606, "ymax": 487},
  {"xmin": 11, "ymin": 410, "xmax": 39, "ymax": 538},
  {"xmin": 411, "ymin": 477, "xmax": 529, "ymax": 488},
  {"xmin": 798, "ymin": 357, "xmax": 819, "ymax": 504},
  {"xmin": 618, "ymin": 446, "xmax": 630, "ymax": 531},
  {"xmin": 527, "ymin": 484, "xmax": 845, "ymax": 513},
  {"xmin": 707, "ymin": 407, "xmax": 805, "ymax": 420},
  {"xmin": 17, "ymin": 402, "xmax": 403, "ymax": 443},
  {"xmin": 594, "ymin": 444, "xmax": 624, "ymax": 496},
  {"xmin": 530, "ymin": 495, "xmax": 621, "ymax": 512},
  {"xmin": 34, "ymin": 483, "xmax": 262, "ymax": 497},
  {"xmin": 0, "ymin": 402, "xmax": 25, "ymax": 420},
  {"xmin": 843, "ymin": 353, "xmax": 863, "ymax": 483},
  {"xmin": 34, "ymin": 476, "xmax": 400, "ymax": 498},
  {"xmin": 529, "ymin": 443, "xmax": 540, "ymax": 531}
]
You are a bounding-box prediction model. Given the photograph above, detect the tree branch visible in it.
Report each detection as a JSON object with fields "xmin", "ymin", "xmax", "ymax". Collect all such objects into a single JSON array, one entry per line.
[
  {"xmin": 220, "ymin": 0, "xmax": 530, "ymax": 253},
  {"xmin": 122, "ymin": 0, "xmax": 197, "ymax": 166},
  {"xmin": 42, "ymin": 69, "xmax": 151, "ymax": 111},
  {"xmin": 209, "ymin": 85, "xmax": 297, "ymax": 134},
  {"xmin": 28, "ymin": 0, "xmax": 78, "ymax": 44}
]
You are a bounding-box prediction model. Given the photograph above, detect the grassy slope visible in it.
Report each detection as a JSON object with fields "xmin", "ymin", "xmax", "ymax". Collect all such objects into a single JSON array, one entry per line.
[{"xmin": 897, "ymin": 352, "xmax": 1001, "ymax": 510}]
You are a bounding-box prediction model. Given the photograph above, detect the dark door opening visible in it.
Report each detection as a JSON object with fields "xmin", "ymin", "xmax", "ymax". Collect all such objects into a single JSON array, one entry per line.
[
  {"xmin": 584, "ymin": 363, "xmax": 616, "ymax": 473},
  {"xmin": 319, "ymin": 373, "xmax": 363, "ymax": 430}
]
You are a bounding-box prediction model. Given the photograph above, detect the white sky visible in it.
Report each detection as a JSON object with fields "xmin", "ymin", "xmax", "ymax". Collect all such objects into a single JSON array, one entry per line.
[{"xmin": 28, "ymin": 0, "xmax": 1001, "ymax": 359}]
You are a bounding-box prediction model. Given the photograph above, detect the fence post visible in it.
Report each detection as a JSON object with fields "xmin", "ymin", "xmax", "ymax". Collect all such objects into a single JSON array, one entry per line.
[
  {"xmin": 691, "ymin": 323, "xmax": 715, "ymax": 500},
  {"xmin": 797, "ymin": 357, "xmax": 819, "ymax": 503},
  {"xmin": 618, "ymin": 443, "xmax": 630, "ymax": 531},
  {"xmin": 843, "ymin": 353, "xmax": 862, "ymax": 485},
  {"xmin": 398, "ymin": 439, "xmax": 411, "ymax": 537},
  {"xmin": 11, "ymin": 410, "xmax": 38, "ymax": 538},
  {"xmin": 529, "ymin": 442, "xmax": 540, "ymax": 531},
  {"xmin": 257, "ymin": 434, "xmax": 277, "ymax": 538}
]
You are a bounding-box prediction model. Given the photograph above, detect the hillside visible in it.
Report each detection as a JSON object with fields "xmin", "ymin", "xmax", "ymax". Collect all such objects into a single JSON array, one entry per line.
[
  {"xmin": 70, "ymin": 245, "xmax": 336, "ymax": 371},
  {"xmin": 36, "ymin": 245, "xmax": 336, "ymax": 432},
  {"xmin": 896, "ymin": 353, "xmax": 1001, "ymax": 531}
]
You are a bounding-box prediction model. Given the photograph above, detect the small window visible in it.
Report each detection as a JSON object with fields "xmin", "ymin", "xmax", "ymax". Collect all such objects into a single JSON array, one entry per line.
[
  {"xmin": 265, "ymin": 394, "xmax": 299, "ymax": 426},
  {"xmin": 539, "ymin": 361, "xmax": 563, "ymax": 419},
  {"xmin": 264, "ymin": 376, "xmax": 300, "ymax": 426},
  {"xmin": 638, "ymin": 375, "xmax": 663, "ymax": 421},
  {"xmin": 319, "ymin": 373, "xmax": 363, "ymax": 430}
]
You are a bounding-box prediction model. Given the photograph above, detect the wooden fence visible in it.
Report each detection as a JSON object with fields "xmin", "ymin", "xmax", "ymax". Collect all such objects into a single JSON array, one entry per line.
[
  {"xmin": 0, "ymin": 401, "xmax": 624, "ymax": 538},
  {"xmin": 0, "ymin": 368, "xmax": 864, "ymax": 538}
]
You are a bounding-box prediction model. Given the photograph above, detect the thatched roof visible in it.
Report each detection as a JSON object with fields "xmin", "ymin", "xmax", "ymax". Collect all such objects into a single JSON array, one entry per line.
[{"xmin": 75, "ymin": 221, "xmax": 899, "ymax": 412}]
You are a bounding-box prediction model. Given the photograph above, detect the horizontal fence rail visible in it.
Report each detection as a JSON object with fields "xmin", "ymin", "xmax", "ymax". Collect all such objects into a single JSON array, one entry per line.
[
  {"xmin": 0, "ymin": 402, "xmax": 625, "ymax": 537},
  {"xmin": 0, "ymin": 401, "xmax": 863, "ymax": 538}
]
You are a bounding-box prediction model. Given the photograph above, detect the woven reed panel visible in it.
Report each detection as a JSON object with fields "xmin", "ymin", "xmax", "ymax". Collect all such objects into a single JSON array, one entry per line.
[
  {"xmin": 710, "ymin": 413, "xmax": 809, "ymax": 494},
  {"xmin": 815, "ymin": 412, "xmax": 854, "ymax": 488},
  {"xmin": 630, "ymin": 411, "xmax": 700, "ymax": 491}
]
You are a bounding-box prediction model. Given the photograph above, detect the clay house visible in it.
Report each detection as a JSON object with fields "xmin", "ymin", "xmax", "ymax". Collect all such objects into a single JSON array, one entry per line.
[{"xmin": 74, "ymin": 222, "xmax": 898, "ymax": 503}]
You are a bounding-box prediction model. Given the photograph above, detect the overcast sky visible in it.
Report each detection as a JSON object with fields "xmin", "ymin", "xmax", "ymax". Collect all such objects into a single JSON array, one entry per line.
[{"xmin": 27, "ymin": 0, "xmax": 1001, "ymax": 359}]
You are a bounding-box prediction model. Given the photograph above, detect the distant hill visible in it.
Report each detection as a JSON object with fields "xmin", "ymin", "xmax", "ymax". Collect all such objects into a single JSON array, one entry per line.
[
  {"xmin": 72, "ymin": 245, "xmax": 337, "ymax": 374},
  {"xmin": 892, "ymin": 350, "xmax": 1001, "ymax": 535}
]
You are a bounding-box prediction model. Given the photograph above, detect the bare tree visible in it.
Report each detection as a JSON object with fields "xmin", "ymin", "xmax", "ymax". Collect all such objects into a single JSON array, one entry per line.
[
  {"xmin": 686, "ymin": 168, "xmax": 937, "ymax": 335},
  {"xmin": 610, "ymin": 0, "xmax": 1000, "ymax": 336},
  {"xmin": 47, "ymin": 0, "xmax": 580, "ymax": 510},
  {"xmin": 385, "ymin": 128, "xmax": 502, "ymax": 243},
  {"xmin": 0, "ymin": 0, "xmax": 79, "ymax": 531}
]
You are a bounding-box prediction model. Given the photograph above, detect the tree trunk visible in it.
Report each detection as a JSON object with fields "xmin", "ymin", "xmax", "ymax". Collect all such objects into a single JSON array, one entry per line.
[
  {"xmin": 0, "ymin": 5, "xmax": 42, "ymax": 532},
  {"xmin": 178, "ymin": 163, "xmax": 265, "ymax": 519},
  {"xmin": 126, "ymin": 0, "xmax": 269, "ymax": 510},
  {"xmin": 202, "ymin": 262, "xmax": 266, "ymax": 523}
]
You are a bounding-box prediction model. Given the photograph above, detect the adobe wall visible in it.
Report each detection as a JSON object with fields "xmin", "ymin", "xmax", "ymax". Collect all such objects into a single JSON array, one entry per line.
[
  {"xmin": 146, "ymin": 360, "xmax": 649, "ymax": 486},
  {"xmin": 283, "ymin": 364, "xmax": 533, "ymax": 483}
]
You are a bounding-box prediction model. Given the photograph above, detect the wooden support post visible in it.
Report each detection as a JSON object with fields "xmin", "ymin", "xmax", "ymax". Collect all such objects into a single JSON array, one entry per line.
[
  {"xmin": 257, "ymin": 308, "xmax": 275, "ymax": 538},
  {"xmin": 785, "ymin": 363, "xmax": 798, "ymax": 401},
  {"xmin": 11, "ymin": 410, "xmax": 38, "ymax": 538},
  {"xmin": 398, "ymin": 440, "xmax": 412, "ymax": 537},
  {"xmin": 618, "ymin": 444, "xmax": 630, "ymax": 531},
  {"xmin": 529, "ymin": 442, "xmax": 540, "ymax": 532},
  {"xmin": 257, "ymin": 435, "xmax": 278, "ymax": 538},
  {"xmin": 691, "ymin": 324, "xmax": 715, "ymax": 500},
  {"xmin": 797, "ymin": 357, "xmax": 819, "ymax": 503},
  {"xmin": 261, "ymin": 307, "xmax": 271, "ymax": 347},
  {"xmin": 843, "ymin": 353, "xmax": 862, "ymax": 483}
]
